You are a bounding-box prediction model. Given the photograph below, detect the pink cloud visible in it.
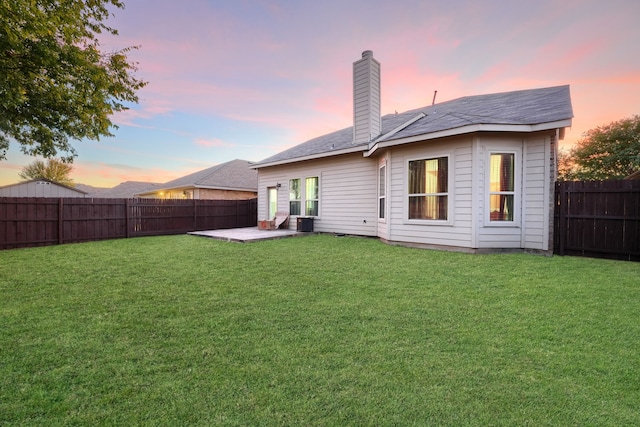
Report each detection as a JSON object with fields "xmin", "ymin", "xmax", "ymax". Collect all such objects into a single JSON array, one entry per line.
[
  {"xmin": 194, "ymin": 138, "xmax": 234, "ymax": 148},
  {"xmin": 72, "ymin": 157, "xmax": 215, "ymax": 188},
  {"xmin": 72, "ymin": 162, "xmax": 175, "ymax": 187},
  {"xmin": 93, "ymin": 0, "xmax": 639, "ymax": 162},
  {"xmin": 111, "ymin": 103, "xmax": 173, "ymax": 127}
]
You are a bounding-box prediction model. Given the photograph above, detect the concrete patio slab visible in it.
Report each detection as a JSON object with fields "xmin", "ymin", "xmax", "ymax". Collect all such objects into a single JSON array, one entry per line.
[{"xmin": 188, "ymin": 226, "xmax": 308, "ymax": 243}]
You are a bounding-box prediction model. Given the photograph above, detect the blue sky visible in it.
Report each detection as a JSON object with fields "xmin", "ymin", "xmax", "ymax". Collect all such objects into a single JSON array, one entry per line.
[{"xmin": 1, "ymin": 0, "xmax": 639, "ymax": 187}]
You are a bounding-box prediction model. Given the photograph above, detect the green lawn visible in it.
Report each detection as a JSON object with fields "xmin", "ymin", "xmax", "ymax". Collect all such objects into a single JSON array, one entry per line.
[{"xmin": 1, "ymin": 234, "xmax": 639, "ymax": 426}]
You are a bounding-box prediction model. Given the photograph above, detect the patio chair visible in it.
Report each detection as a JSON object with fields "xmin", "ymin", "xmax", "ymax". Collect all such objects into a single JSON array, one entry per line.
[{"xmin": 273, "ymin": 211, "xmax": 290, "ymax": 229}]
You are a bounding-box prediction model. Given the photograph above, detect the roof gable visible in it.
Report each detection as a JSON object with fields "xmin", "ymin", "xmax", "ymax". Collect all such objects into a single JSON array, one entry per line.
[
  {"xmin": 0, "ymin": 179, "xmax": 87, "ymax": 194},
  {"xmin": 139, "ymin": 159, "xmax": 258, "ymax": 194},
  {"xmin": 79, "ymin": 181, "xmax": 160, "ymax": 198}
]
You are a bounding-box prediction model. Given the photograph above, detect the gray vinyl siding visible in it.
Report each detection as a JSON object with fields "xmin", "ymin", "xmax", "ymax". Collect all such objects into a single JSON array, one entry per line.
[
  {"xmin": 257, "ymin": 154, "xmax": 378, "ymax": 236},
  {"xmin": 376, "ymin": 154, "xmax": 390, "ymax": 241},
  {"xmin": 0, "ymin": 181, "xmax": 86, "ymax": 197},
  {"xmin": 386, "ymin": 136, "xmax": 474, "ymax": 248},
  {"xmin": 522, "ymin": 134, "xmax": 552, "ymax": 250},
  {"xmin": 475, "ymin": 135, "xmax": 523, "ymax": 249},
  {"xmin": 474, "ymin": 132, "xmax": 553, "ymax": 250},
  {"xmin": 256, "ymin": 130, "xmax": 560, "ymax": 251}
]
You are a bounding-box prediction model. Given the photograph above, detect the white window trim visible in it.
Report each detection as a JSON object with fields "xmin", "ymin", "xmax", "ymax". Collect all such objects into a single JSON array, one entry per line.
[
  {"xmin": 378, "ymin": 162, "xmax": 387, "ymax": 222},
  {"xmin": 288, "ymin": 178, "xmax": 301, "ymax": 216},
  {"xmin": 485, "ymin": 149, "xmax": 521, "ymax": 227},
  {"xmin": 403, "ymin": 153, "xmax": 453, "ymax": 226},
  {"xmin": 304, "ymin": 175, "xmax": 320, "ymax": 218}
]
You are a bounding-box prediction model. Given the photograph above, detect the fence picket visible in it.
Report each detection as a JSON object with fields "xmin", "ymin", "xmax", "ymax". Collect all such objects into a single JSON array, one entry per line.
[
  {"xmin": 0, "ymin": 197, "xmax": 257, "ymax": 250},
  {"xmin": 554, "ymin": 181, "xmax": 640, "ymax": 261}
]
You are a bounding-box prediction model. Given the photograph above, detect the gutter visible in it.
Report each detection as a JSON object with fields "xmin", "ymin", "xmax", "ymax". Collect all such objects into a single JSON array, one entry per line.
[{"xmin": 251, "ymin": 144, "xmax": 368, "ymax": 169}]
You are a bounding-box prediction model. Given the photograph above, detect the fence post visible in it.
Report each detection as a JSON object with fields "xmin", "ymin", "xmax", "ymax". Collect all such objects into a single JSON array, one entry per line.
[
  {"xmin": 58, "ymin": 198, "xmax": 64, "ymax": 245},
  {"xmin": 556, "ymin": 182, "xmax": 566, "ymax": 256},
  {"xmin": 193, "ymin": 198, "xmax": 197, "ymax": 231},
  {"xmin": 125, "ymin": 199, "xmax": 130, "ymax": 238}
]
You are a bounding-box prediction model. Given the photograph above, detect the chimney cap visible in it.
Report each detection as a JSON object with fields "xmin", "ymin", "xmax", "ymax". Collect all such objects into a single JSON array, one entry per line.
[{"xmin": 362, "ymin": 50, "xmax": 373, "ymax": 58}]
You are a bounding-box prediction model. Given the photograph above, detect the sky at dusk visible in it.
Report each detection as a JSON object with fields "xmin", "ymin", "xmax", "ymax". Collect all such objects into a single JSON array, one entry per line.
[{"xmin": 1, "ymin": 0, "xmax": 639, "ymax": 187}]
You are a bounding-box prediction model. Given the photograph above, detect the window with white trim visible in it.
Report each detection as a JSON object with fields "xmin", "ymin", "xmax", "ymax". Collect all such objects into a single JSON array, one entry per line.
[
  {"xmin": 489, "ymin": 153, "xmax": 515, "ymax": 221},
  {"xmin": 408, "ymin": 157, "xmax": 448, "ymax": 220},
  {"xmin": 289, "ymin": 178, "xmax": 301, "ymax": 215},
  {"xmin": 378, "ymin": 164, "xmax": 386, "ymax": 219},
  {"xmin": 305, "ymin": 176, "xmax": 319, "ymax": 216}
]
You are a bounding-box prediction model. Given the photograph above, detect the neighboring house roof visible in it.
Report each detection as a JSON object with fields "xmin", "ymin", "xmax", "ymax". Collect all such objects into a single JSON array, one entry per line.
[
  {"xmin": 253, "ymin": 85, "xmax": 573, "ymax": 168},
  {"xmin": 136, "ymin": 159, "xmax": 258, "ymax": 196},
  {"xmin": 0, "ymin": 178, "xmax": 87, "ymax": 195},
  {"xmin": 77, "ymin": 181, "xmax": 160, "ymax": 198},
  {"xmin": 75, "ymin": 183, "xmax": 107, "ymax": 195}
]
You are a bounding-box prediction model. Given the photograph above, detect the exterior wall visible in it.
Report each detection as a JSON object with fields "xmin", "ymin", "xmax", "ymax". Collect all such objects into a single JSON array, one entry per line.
[
  {"xmin": 257, "ymin": 153, "xmax": 378, "ymax": 236},
  {"xmin": 376, "ymin": 154, "xmax": 390, "ymax": 241},
  {"xmin": 194, "ymin": 189, "xmax": 256, "ymax": 200},
  {"xmin": 385, "ymin": 131, "xmax": 555, "ymax": 251},
  {"xmin": 386, "ymin": 136, "xmax": 475, "ymax": 248},
  {"xmin": 474, "ymin": 135, "xmax": 523, "ymax": 249},
  {"xmin": 140, "ymin": 188, "xmax": 256, "ymax": 200},
  {"xmin": 0, "ymin": 181, "xmax": 86, "ymax": 197},
  {"xmin": 522, "ymin": 134, "xmax": 552, "ymax": 250},
  {"xmin": 257, "ymin": 130, "xmax": 557, "ymax": 251},
  {"xmin": 473, "ymin": 132, "xmax": 554, "ymax": 251},
  {"xmin": 547, "ymin": 132, "xmax": 558, "ymax": 250}
]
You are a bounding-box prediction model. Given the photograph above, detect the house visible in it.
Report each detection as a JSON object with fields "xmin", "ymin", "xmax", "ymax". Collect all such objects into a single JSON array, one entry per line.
[
  {"xmin": 76, "ymin": 181, "xmax": 160, "ymax": 198},
  {"xmin": 0, "ymin": 179, "xmax": 88, "ymax": 197},
  {"xmin": 135, "ymin": 159, "xmax": 258, "ymax": 200},
  {"xmin": 252, "ymin": 50, "xmax": 573, "ymax": 253}
]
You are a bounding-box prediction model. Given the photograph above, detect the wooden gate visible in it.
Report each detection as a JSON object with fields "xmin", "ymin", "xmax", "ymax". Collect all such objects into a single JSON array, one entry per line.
[{"xmin": 554, "ymin": 180, "xmax": 640, "ymax": 261}]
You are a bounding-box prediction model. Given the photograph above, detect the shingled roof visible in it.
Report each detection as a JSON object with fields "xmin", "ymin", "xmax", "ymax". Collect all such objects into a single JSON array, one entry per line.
[
  {"xmin": 137, "ymin": 159, "xmax": 257, "ymax": 195},
  {"xmin": 254, "ymin": 85, "xmax": 573, "ymax": 168},
  {"xmin": 77, "ymin": 181, "xmax": 160, "ymax": 198}
]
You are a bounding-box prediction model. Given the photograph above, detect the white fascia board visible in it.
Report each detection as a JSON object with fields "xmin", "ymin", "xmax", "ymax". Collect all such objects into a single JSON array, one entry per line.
[
  {"xmin": 365, "ymin": 119, "xmax": 572, "ymax": 157},
  {"xmin": 251, "ymin": 145, "xmax": 367, "ymax": 169}
]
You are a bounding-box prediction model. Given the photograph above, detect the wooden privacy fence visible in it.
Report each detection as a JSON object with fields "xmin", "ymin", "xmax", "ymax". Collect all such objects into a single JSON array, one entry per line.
[
  {"xmin": 0, "ymin": 197, "xmax": 258, "ymax": 250},
  {"xmin": 554, "ymin": 180, "xmax": 640, "ymax": 261}
]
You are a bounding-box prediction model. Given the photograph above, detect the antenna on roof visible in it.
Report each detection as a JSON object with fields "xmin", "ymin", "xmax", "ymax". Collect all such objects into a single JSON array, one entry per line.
[{"xmin": 432, "ymin": 90, "xmax": 438, "ymax": 105}]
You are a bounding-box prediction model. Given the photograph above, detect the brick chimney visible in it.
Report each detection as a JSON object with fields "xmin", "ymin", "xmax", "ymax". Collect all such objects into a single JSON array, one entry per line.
[{"xmin": 353, "ymin": 50, "xmax": 381, "ymax": 144}]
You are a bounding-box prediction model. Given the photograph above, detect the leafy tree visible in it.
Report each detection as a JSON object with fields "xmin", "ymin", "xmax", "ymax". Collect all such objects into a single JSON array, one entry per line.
[
  {"xmin": 560, "ymin": 115, "xmax": 640, "ymax": 180},
  {"xmin": 0, "ymin": 0, "xmax": 146, "ymax": 162},
  {"xmin": 19, "ymin": 158, "xmax": 75, "ymax": 186},
  {"xmin": 557, "ymin": 148, "xmax": 578, "ymax": 181}
]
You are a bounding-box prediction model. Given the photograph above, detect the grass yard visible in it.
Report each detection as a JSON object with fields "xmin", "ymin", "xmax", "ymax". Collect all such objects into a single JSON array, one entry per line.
[{"xmin": 1, "ymin": 234, "xmax": 639, "ymax": 426}]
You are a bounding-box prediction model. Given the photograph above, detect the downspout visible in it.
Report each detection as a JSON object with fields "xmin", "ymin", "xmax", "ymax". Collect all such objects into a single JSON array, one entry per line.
[
  {"xmin": 470, "ymin": 135, "xmax": 479, "ymax": 249},
  {"xmin": 520, "ymin": 137, "xmax": 526, "ymax": 249}
]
